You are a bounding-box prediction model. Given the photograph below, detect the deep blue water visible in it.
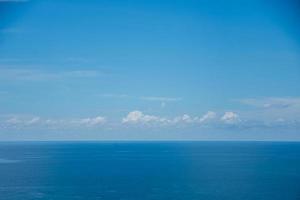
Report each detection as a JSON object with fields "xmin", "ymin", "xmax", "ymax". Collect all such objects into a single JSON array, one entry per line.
[{"xmin": 0, "ymin": 141, "xmax": 300, "ymax": 200}]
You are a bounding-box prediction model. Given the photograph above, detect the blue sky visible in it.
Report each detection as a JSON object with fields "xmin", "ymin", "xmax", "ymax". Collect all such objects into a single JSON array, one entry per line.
[{"xmin": 0, "ymin": 0, "xmax": 299, "ymax": 140}]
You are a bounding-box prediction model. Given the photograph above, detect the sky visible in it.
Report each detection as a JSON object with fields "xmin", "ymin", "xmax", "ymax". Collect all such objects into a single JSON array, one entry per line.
[{"xmin": 0, "ymin": 0, "xmax": 299, "ymax": 141}]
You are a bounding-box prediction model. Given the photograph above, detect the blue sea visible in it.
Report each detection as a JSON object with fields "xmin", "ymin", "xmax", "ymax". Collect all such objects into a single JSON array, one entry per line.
[{"xmin": 0, "ymin": 141, "xmax": 300, "ymax": 200}]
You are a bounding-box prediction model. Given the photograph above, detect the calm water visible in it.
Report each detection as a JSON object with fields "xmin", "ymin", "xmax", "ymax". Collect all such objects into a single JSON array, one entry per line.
[{"xmin": 0, "ymin": 141, "xmax": 300, "ymax": 200}]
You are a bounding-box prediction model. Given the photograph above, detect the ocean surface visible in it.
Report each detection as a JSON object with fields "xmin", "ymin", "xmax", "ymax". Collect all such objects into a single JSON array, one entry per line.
[{"xmin": 0, "ymin": 141, "xmax": 300, "ymax": 200}]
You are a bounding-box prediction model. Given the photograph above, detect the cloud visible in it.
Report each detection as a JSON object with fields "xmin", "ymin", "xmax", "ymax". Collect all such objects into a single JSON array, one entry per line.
[
  {"xmin": 25, "ymin": 117, "xmax": 40, "ymax": 125},
  {"xmin": 221, "ymin": 112, "xmax": 240, "ymax": 124},
  {"xmin": 2, "ymin": 115, "xmax": 106, "ymax": 129},
  {"xmin": 140, "ymin": 96, "xmax": 182, "ymax": 102},
  {"xmin": 2, "ymin": 106, "xmax": 299, "ymax": 132},
  {"xmin": 5, "ymin": 117, "xmax": 21, "ymax": 125},
  {"xmin": 173, "ymin": 112, "xmax": 217, "ymax": 124},
  {"xmin": 122, "ymin": 111, "xmax": 217, "ymax": 126},
  {"xmin": 173, "ymin": 114, "xmax": 194, "ymax": 123},
  {"xmin": 65, "ymin": 57, "xmax": 92, "ymax": 63},
  {"xmin": 78, "ymin": 116, "xmax": 106, "ymax": 126},
  {"xmin": 99, "ymin": 95, "xmax": 181, "ymax": 108},
  {"xmin": 122, "ymin": 111, "xmax": 199, "ymax": 125},
  {"xmin": 64, "ymin": 70, "xmax": 101, "ymax": 78},
  {"xmin": 198, "ymin": 111, "xmax": 216, "ymax": 123},
  {"xmin": 139, "ymin": 96, "xmax": 181, "ymax": 108},
  {"xmin": 100, "ymin": 94, "xmax": 181, "ymax": 102},
  {"xmin": 0, "ymin": 68, "xmax": 105, "ymax": 81},
  {"xmin": 237, "ymin": 97, "xmax": 300, "ymax": 123},
  {"xmin": 5, "ymin": 116, "xmax": 40, "ymax": 126},
  {"xmin": 140, "ymin": 96, "xmax": 181, "ymax": 108},
  {"xmin": 122, "ymin": 111, "xmax": 167, "ymax": 124},
  {"xmin": 101, "ymin": 94, "xmax": 130, "ymax": 98},
  {"xmin": 238, "ymin": 97, "xmax": 300, "ymax": 109}
]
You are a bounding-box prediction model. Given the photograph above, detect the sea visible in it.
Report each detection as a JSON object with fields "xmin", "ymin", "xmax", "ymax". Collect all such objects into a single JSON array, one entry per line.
[{"xmin": 0, "ymin": 141, "xmax": 300, "ymax": 200}]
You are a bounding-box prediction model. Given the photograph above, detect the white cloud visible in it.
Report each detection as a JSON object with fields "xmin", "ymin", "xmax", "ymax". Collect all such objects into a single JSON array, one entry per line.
[
  {"xmin": 64, "ymin": 70, "xmax": 101, "ymax": 78},
  {"xmin": 3, "ymin": 107, "xmax": 299, "ymax": 132},
  {"xmin": 172, "ymin": 112, "xmax": 217, "ymax": 124},
  {"xmin": 0, "ymin": 68, "xmax": 105, "ymax": 81},
  {"xmin": 182, "ymin": 114, "xmax": 192, "ymax": 122},
  {"xmin": 140, "ymin": 96, "xmax": 181, "ymax": 102},
  {"xmin": 198, "ymin": 111, "xmax": 216, "ymax": 123},
  {"xmin": 5, "ymin": 117, "xmax": 21, "ymax": 125},
  {"xmin": 122, "ymin": 111, "xmax": 165, "ymax": 124},
  {"xmin": 25, "ymin": 117, "xmax": 40, "ymax": 125},
  {"xmin": 237, "ymin": 97, "xmax": 300, "ymax": 123},
  {"xmin": 78, "ymin": 116, "xmax": 106, "ymax": 126},
  {"xmin": 141, "ymin": 96, "xmax": 181, "ymax": 108},
  {"xmin": 122, "ymin": 111, "xmax": 217, "ymax": 126},
  {"xmin": 101, "ymin": 94, "xmax": 130, "ymax": 98},
  {"xmin": 65, "ymin": 57, "xmax": 92, "ymax": 63},
  {"xmin": 2, "ymin": 115, "xmax": 106, "ymax": 129},
  {"xmin": 5, "ymin": 116, "xmax": 40, "ymax": 126},
  {"xmin": 221, "ymin": 112, "xmax": 240, "ymax": 124},
  {"xmin": 238, "ymin": 97, "xmax": 300, "ymax": 109},
  {"xmin": 122, "ymin": 111, "xmax": 203, "ymax": 125},
  {"xmin": 173, "ymin": 114, "xmax": 194, "ymax": 123},
  {"xmin": 100, "ymin": 95, "xmax": 181, "ymax": 105}
]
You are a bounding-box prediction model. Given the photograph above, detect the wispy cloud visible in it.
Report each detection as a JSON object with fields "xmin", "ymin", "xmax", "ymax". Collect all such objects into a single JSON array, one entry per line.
[
  {"xmin": 0, "ymin": 68, "xmax": 105, "ymax": 81},
  {"xmin": 238, "ymin": 97, "xmax": 300, "ymax": 109},
  {"xmin": 1, "ymin": 115, "xmax": 107, "ymax": 129},
  {"xmin": 140, "ymin": 96, "xmax": 182, "ymax": 102},
  {"xmin": 0, "ymin": 57, "xmax": 93, "ymax": 64},
  {"xmin": 100, "ymin": 94, "xmax": 181, "ymax": 108},
  {"xmin": 100, "ymin": 94, "xmax": 181, "ymax": 101},
  {"xmin": 141, "ymin": 96, "xmax": 182, "ymax": 108},
  {"xmin": 65, "ymin": 57, "xmax": 93, "ymax": 63},
  {"xmin": 198, "ymin": 111, "xmax": 217, "ymax": 123},
  {"xmin": 77, "ymin": 116, "xmax": 106, "ymax": 126},
  {"xmin": 236, "ymin": 97, "xmax": 300, "ymax": 123},
  {"xmin": 100, "ymin": 94, "xmax": 130, "ymax": 98}
]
